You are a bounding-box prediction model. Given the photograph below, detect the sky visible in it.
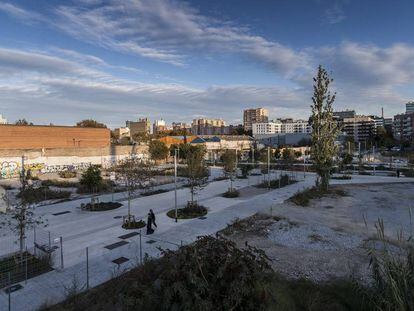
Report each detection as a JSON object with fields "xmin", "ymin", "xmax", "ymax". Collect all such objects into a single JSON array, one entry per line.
[{"xmin": 0, "ymin": 0, "xmax": 414, "ymax": 128}]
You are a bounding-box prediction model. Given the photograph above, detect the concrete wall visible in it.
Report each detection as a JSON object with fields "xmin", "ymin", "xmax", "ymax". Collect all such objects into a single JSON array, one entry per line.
[
  {"xmin": 0, "ymin": 145, "xmax": 148, "ymax": 179},
  {"xmin": 0, "ymin": 124, "xmax": 110, "ymax": 149}
]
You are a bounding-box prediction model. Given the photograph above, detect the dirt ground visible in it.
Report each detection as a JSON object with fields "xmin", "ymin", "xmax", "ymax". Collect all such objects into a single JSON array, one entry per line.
[{"xmin": 223, "ymin": 182, "xmax": 414, "ymax": 284}]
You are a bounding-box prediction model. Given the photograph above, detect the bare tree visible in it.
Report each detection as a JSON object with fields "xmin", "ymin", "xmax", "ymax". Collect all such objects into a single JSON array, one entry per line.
[
  {"xmin": 111, "ymin": 157, "xmax": 151, "ymax": 226},
  {"xmin": 310, "ymin": 66, "xmax": 340, "ymax": 190}
]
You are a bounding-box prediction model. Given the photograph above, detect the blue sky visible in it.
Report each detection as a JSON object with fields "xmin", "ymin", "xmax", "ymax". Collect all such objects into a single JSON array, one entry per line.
[{"xmin": 0, "ymin": 0, "xmax": 413, "ymax": 128}]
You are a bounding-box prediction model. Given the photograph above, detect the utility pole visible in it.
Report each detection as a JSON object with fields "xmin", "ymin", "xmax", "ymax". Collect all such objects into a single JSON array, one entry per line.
[
  {"xmin": 235, "ymin": 149, "xmax": 238, "ymax": 178},
  {"xmin": 303, "ymin": 153, "xmax": 306, "ymax": 179},
  {"xmin": 174, "ymin": 149, "xmax": 178, "ymax": 223},
  {"xmin": 267, "ymin": 146, "xmax": 270, "ymax": 189}
]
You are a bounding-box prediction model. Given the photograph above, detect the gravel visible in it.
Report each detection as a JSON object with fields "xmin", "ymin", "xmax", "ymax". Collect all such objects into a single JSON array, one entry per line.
[{"xmin": 267, "ymin": 220, "xmax": 364, "ymax": 251}]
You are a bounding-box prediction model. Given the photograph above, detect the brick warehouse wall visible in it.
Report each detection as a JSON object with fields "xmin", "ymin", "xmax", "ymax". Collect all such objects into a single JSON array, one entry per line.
[
  {"xmin": 0, "ymin": 124, "xmax": 110, "ymax": 149},
  {"xmin": 0, "ymin": 145, "xmax": 149, "ymax": 179}
]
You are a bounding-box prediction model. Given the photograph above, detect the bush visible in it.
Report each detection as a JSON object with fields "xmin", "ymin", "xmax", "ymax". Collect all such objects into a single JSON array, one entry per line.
[
  {"xmin": 256, "ymin": 174, "xmax": 295, "ymax": 189},
  {"xmin": 81, "ymin": 202, "xmax": 122, "ymax": 211},
  {"xmin": 45, "ymin": 236, "xmax": 368, "ymax": 311},
  {"xmin": 222, "ymin": 189, "xmax": 239, "ymax": 198},
  {"xmin": 167, "ymin": 203, "xmax": 207, "ymax": 219},
  {"xmin": 79, "ymin": 166, "xmax": 103, "ymax": 193},
  {"xmin": 41, "ymin": 179, "xmax": 79, "ymax": 188},
  {"xmin": 290, "ymin": 187, "xmax": 347, "ymax": 206},
  {"xmin": 331, "ymin": 175, "xmax": 352, "ymax": 180},
  {"xmin": 17, "ymin": 186, "xmax": 71, "ymax": 204},
  {"xmin": 77, "ymin": 180, "xmax": 113, "ymax": 194},
  {"xmin": 58, "ymin": 171, "xmax": 77, "ymax": 179},
  {"xmin": 122, "ymin": 220, "xmax": 146, "ymax": 229},
  {"xmin": 141, "ymin": 189, "xmax": 169, "ymax": 196}
]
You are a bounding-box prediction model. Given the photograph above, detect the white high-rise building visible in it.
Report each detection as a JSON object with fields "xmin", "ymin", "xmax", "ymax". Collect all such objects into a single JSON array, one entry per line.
[
  {"xmin": 0, "ymin": 114, "xmax": 7, "ymax": 124},
  {"xmin": 252, "ymin": 119, "xmax": 311, "ymax": 135}
]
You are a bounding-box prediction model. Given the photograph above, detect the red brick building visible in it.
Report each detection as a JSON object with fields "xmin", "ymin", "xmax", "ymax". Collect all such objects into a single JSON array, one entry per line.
[{"xmin": 0, "ymin": 124, "xmax": 110, "ymax": 149}]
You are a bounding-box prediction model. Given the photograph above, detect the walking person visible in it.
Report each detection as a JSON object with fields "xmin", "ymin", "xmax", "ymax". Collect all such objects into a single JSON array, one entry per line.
[
  {"xmin": 150, "ymin": 209, "xmax": 157, "ymax": 228},
  {"xmin": 146, "ymin": 212, "xmax": 154, "ymax": 235}
]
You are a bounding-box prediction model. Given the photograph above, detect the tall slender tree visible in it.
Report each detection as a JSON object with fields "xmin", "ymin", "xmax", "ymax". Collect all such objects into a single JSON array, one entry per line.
[{"xmin": 311, "ymin": 65, "xmax": 340, "ymax": 190}]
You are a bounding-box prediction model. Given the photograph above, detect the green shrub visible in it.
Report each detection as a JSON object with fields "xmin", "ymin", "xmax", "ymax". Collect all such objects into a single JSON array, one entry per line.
[
  {"xmin": 17, "ymin": 186, "xmax": 71, "ymax": 204},
  {"xmin": 222, "ymin": 189, "xmax": 240, "ymax": 198},
  {"xmin": 41, "ymin": 179, "xmax": 79, "ymax": 188},
  {"xmin": 290, "ymin": 187, "xmax": 346, "ymax": 206},
  {"xmin": 79, "ymin": 166, "xmax": 103, "ymax": 193},
  {"xmin": 58, "ymin": 171, "xmax": 77, "ymax": 178}
]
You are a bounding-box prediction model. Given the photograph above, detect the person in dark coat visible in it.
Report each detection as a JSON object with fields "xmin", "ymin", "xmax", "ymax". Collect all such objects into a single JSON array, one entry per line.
[
  {"xmin": 150, "ymin": 209, "xmax": 157, "ymax": 228},
  {"xmin": 146, "ymin": 212, "xmax": 154, "ymax": 235}
]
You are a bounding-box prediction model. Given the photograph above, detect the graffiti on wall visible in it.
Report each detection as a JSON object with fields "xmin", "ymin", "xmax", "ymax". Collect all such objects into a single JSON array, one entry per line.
[
  {"xmin": 1, "ymin": 161, "xmax": 20, "ymax": 179},
  {"xmin": 0, "ymin": 161, "xmax": 93, "ymax": 179}
]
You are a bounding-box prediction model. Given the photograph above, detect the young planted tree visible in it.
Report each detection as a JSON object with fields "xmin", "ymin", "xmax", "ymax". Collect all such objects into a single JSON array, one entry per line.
[
  {"xmin": 149, "ymin": 140, "xmax": 169, "ymax": 163},
  {"xmin": 221, "ymin": 149, "xmax": 237, "ymax": 192},
  {"xmin": 185, "ymin": 146, "xmax": 208, "ymax": 208},
  {"xmin": 310, "ymin": 65, "xmax": 340, "ymax": 191},
  {"xmin": 111, "ymin": 157, "xmax": 151, "ymax": 226},
  {"xmin": 1, "ymin": 168, "xmax": 44, "ymax": 258},
  {"xmin": 79, "ymin": 166, "xmax": 103, "ymax": 193}
]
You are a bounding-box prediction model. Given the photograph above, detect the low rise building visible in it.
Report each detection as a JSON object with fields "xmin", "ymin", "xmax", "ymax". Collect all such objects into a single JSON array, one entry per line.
[
  {"xmin": 113, "ymin": 127, "xmax": 130, "ymax": 139},
  {"xmin": 0, "ymin": 114, "xmax": 7, "ymax": 124},
  {"xmin": 126, "ymin": 118, "xmax": 151, "ymax": 136}
]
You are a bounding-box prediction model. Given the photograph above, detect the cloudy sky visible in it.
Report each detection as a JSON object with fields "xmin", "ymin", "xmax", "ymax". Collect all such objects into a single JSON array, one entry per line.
[{"xmin": 0, "ymin": 0, "xmax": 413, "ymax": 128}]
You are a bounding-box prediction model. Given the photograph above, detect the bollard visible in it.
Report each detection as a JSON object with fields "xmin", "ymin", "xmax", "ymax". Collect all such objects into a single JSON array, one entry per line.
[
  {"xmin": 139, "ymin": 230, "xmax": 142, "ymax": 265},
  {"xmin": 86, "ymin": 247, "xmax": 89, "ymax": 290}
]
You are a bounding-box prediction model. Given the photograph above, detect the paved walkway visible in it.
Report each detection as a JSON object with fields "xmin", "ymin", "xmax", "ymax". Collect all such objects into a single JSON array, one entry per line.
[{"xmin": 0, "ymin": 171, "xmax": 413, "ymax": 310}]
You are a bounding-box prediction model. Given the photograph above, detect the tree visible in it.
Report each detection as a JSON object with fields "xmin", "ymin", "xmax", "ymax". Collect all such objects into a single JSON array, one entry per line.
[
  {"xmin": 149, "ymin": 140, "xmax": 169, "ymax": 162},
  {"xmin": 76, "ymin": 119, "xmax": 107, "ymax": 128},
  {"xmin": 310, "ymin": 65, "xmax": 340, "ymax": 190},
  {"xmin": 111, "ymin": 158, "xmax": 151, "ymax": 226},
  {"xmin": 185, "ymin": 146, "xmax": 208, "ymax": 208},
  {"xmin": 221, "ymin": 149, "xmax": 237, "ymax": 192},
  {"xmin": 1, "ymin": 167, "xmax": 44, "ymax": 257},
  {"xmin": 15, "ymin": 119, "xmax": 33, "ymax": 126},
  {"xmin": 79, "ymin": 166, "xmax": 103, "ymax": 193},
  {"xmin": 132, "ymin": 132, "xmax": 150, "ymax": 144}
]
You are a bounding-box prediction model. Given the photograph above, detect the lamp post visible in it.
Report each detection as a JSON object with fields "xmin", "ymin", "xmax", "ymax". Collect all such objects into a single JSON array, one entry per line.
[{"xmin": 174, "ymin": 148, "xmax": 178, "ymax": 223}]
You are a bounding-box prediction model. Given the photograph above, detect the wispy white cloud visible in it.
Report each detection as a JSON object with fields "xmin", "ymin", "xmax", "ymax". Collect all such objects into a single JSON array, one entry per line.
[{"xmin": 0, "ymin": 2, "xmax": 44, "ymax": 24}]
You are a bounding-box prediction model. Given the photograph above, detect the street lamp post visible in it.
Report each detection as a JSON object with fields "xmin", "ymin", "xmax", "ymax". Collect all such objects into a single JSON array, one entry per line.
[
  {"xmin": 267, "ymin": 146, "xmax": 270, "ymax": 189},
  {"xmin": 174, "ymin": 149, "xmax": 178, "ymax": 223}
]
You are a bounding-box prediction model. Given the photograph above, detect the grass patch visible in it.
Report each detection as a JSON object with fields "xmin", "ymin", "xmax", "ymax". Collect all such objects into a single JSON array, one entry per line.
[
  {"xmin": 166, "ymin": 203, "xmax": 207, "ymax": 219},
  {"xmin": 41, "ymin": 179, "xmax": 79, "ymax": 188},
  {"xmin": 141, "ymin": 189, "xmax": 169, "ymax": 196},
  {"xmin": 81, "ymin": 202, "xmax": 122, "ymax": 211},
  {"xmin": 122, "ymin": 220, "xmax": 146, "ymax": 230},
  {"xmin": 222, "ymin": 189, "xmax": 240, "ymax": 198},
  {"xmin": 290, "ymin": 187, "xmax": 347, "ymax": 206},
  {"xmin": 17, "ymin": 186, "xmax": 71, "ymax": 204},
  {"xmin": 0, "ymin": 252, "xmax": 53, "ymax": 288}
]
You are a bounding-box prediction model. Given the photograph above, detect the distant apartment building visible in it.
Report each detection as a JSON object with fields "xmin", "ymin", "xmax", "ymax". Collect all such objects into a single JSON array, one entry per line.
[
  {"xmin": 126, "ymin": 118, "xmax": 151, "ymax": 136},
  {"xmin": 113, "ymin": 127, "xmax": 130, "ymax": 139},
  {"xmin": 172, "ymin": 122, "xmax": 189, "ymax": 131},
  {"xmin": 393, "ymin": 112, "xmax": 414, "ymax": 143},
  {"xmin": 342, "ymin": 116, "xmax": 376, "ymax": 142},
  {"xmin": 243, "ymin": 108, "xmax": 269, "ymax": 131},
  {"xmin": 406, "ymin": 101, "xmax": 414, "ymax": 113},
  {"xmin": 252, "ymin": 119, "xmax": 311, "ymax": 136},
  {"xmin": 153, "ymin": 119, "xmax": 167, "ymax": 134},
  {"xmin": 191, "ymin": 118, "xmax": 226, "ymax": 135},
  {"xmin": 333, "ymin": 110, "xmax": 356, "ymax": 121},
  {"xmin": 0, "ymin": 114, "xmax": 7, "ymax": 124}
]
